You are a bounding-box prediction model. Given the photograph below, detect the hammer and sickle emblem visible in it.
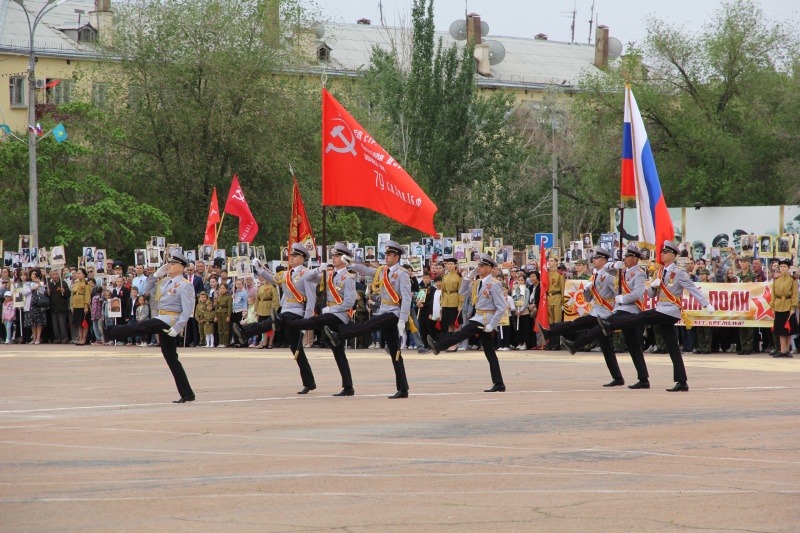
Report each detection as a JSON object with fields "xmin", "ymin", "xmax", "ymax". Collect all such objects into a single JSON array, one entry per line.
[
  {"xmin": 232, "ymin": 188, "xmax": 245, "ymax": 201},
  {"xmin": 325, "ymin": 118, "xmax": 357, "ymax": 157}
]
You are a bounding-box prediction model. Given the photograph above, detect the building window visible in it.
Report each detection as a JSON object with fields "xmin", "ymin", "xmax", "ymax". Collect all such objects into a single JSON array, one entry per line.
[
  {"xmin": 92, "ymin": 82, "xmax": 109, "ymax": 108},
  {"xmin": 46, "ymin": 79, "xmax": 73, "ymax": 105},
  {"xmin": 10, "ymin": 77, "xmax": 25, "ymax": 107},
  {"xmin": 78, "ymin": 27, "xmax": 96, "ymax": 43}
]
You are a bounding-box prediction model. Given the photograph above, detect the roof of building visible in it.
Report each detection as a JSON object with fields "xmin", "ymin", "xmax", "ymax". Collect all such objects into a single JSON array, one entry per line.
[
  {"xmin": 310, "ymin": 22, "xmax": 598, "ymax": 90},
  {"xmin": 0, "ymin": 0, "xmax": 103, "ymax": 58}
]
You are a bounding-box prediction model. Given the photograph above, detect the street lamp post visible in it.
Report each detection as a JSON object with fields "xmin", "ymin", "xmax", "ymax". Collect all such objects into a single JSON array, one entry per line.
[
  {"xmin": 15, "ymin": 0, "xmax": 71, "ymax": 248},
  {"xmin": 551, "ymin": 116, "xmax": 559, "ymax": 248}
]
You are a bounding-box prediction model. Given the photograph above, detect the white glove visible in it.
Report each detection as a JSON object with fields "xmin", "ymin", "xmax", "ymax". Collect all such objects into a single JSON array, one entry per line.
[
  {"xmin": 167, "ymin": 327, "xmax": 179, "ymax": 337},
  {"xmin": 321, "ymin": 306, "xmax": 331, "ymax": 314},
  {"xmin": 705, "ymin": 304, "xmax": 715, "ymax": 314},
  {"xmin": 468, "ymin": 267, "xmax": 479, "ymax": 279},
  {"xmin": 650, "ymin": 278, "xmax": 662, "ymax": 289},
  {"xmin": 584, "ymin": 281, "xmax": 593, "ymax": 291},
  {"xmin": 154, "ymin": 264, "xmax": 169, "ymax": 277},
  {"xmin": 615, "ymin": 294, "xmax": 625, "ymax": 304},
  {"xmin": 397, "ymin": 321, "xmax": 406, "ymax": 335},
  {"xmin": 484, "ymin": 323, "xmax": 494, "ymax": 333},
  {"xmin": 614, "ymin": 261, "xmax": 624, "ymax": 270}
]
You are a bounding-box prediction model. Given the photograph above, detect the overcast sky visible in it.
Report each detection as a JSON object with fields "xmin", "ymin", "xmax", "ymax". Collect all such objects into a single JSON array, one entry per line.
[{"xmin": 318, "ymin": 0, "xmax": 799, "ymax": 47}]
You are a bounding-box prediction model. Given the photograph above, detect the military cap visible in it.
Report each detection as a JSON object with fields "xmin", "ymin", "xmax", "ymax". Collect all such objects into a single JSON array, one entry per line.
[
  {"xmin": 167, "ymin": 250, "xmax": 189, "ymax": 267},
  {"xmin": 624, "ymin": 242, "xmax": 643, "ymax": 258},
  {"xmin": 738, "ymin": 256, "xmax": 751, "ymax": 263},
  {"xmin": 443, "ymin": 256, "xmax": 457, "ymax": 264},
  {"xmin": 478, "ymin": 253, "xmax": 497, "ymax": 268},
  {"xmin": 733, "ymin": 229, "xmax": 748, "ymax": 237},
  {"xmin": 385, "ymin": 240, "xmax": 404, "ymax": 255},
  {"xmin": 712, "ymin": 234, "xmax": 729, "ymax": 247},
  {"xmin": 330, "ymin": 243, "xmax": 352, "ymax": 257},
  {"xmin": 779, "ymin": 258, "xmax": 792, "ymax": 266},
  {"xmin": 290, "ymin": 242, "xmax": 309, "ymax": 259},
  {"xmin": 661, "ymin": 240, "xmax": 680, "ymax": 255},
  {"xmin": 575, "ymin": 259, "xmax": 587, "ymax": 265},
  {"xmin": 198, "ymin": 291, "xmax": 208, "ymax": 297},
  {"xmin": 591, "ymin": 246, "xmax": 611, "ymax": 259},
  {"xmin": 112, "ymin": 260, "xmax": 125, "ymax": 270}
]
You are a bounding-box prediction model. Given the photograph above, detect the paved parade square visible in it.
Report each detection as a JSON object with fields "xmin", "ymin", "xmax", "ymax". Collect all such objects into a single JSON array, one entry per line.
[{"xmin": 1, "ymin": 345, "xmax": 799, "ymax": 532}]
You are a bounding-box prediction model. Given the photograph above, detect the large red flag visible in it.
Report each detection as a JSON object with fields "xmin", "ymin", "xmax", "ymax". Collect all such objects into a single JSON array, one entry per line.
[
  {"xmin": 533, "ymin": 238, "xmax": 549, "ymax": 343},
  {"xmin": 321, "ymin": 88, "xmax": 437, "ymax": 236},
  {"xmin": 289, "ymin": 174, "xmax": 317, "ymax": 260},
  {"xmin": 203, "ymin": 187, "xmax": 220, "ymax": 245},
  {"xmin": 224, "ymin": 175, "xmax": 259, "ymax": 243}
]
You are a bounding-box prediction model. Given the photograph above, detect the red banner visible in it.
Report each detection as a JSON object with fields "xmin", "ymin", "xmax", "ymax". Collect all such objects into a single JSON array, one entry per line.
[
  {"xmin": 321, "ymin": 88, "xmax": 437, "ymax": 236},
  {"xmin": 224, "ymin": 175, "xmax": 258, "ymax": 243},
  {"xmin": 563, "ymin": 280, "xmax": 775, "ymax": 327},
  {"xmin": 203, "ymin": 187, "xmax": 220, "ymax": 245},
  {"xmin": 289, "ymin": 175, "xmax": 317, "ymax": 259}
]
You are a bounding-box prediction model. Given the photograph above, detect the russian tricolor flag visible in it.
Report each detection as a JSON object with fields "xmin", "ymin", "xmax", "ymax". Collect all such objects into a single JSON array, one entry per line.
[{"xmin": 621, "ymin": 85, "xmax": 674, "ymax": 264}]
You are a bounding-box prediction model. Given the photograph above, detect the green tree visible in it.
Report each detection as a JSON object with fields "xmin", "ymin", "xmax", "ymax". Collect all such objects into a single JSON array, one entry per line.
[
  {"xmin": 573, "ymin": 0, "xmax": 800, "ymax": 224},
  {"xmin": 71, "ymin": 0, "xmax": 325, "ymax": 256},
  {"xmin": 359, "ymin": 0, "xmax": 526, "ymax": 241}
]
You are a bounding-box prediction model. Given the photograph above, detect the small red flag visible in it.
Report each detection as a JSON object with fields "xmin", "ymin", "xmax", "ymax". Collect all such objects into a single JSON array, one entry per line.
[
  {"xmin": 534, "ymin": 238, "xmax": 549, "ymax": 337},
  {"xmin": 321, "ymin": 88, "xmax": 437, "ymax": 236},
  {"xmin": 224, "ymin": 175, "xmax": 259, "ymax": 243},
  {"xmin": 288, "ymin": 175, "xmax": 317, "ymax": 260},
  {"xmin": 203, "ymin": 188, "xmax": 220, "ymax": 245}
]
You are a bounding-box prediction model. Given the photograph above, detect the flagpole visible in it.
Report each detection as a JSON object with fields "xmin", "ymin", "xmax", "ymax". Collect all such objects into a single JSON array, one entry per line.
[
  {"xmin": 618, "ymin": 202, "xmax": 625, "ymax": 295},
  {"xmin": 322, "ymin": 206, "xmax": 327, "ymax": 263},
  {"xmin": 215, "ymin": 213, "xmax": 226, "ymax": 248}
]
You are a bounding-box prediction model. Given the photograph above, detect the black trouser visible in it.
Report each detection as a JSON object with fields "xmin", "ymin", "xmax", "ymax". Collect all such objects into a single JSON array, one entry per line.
[
  {"xmin": 279, "ymin": 312, "xmax": 315, "ymax": 388},
  {"xmin": 549, "ymin": 314, "xmax": 625, "ymax": 380},
  {"xmin": 231, "ymin": 311, "xmax": 244, "ymax": 346},
  {"xmin": 283, "ymin": 313, "xmax": 352, "ymax": 388},
  {"xmin": 107, "ymin": 318, "xmax": 193, "ymax": 397},
  {"xmin": 337, "ymin": 312, "xmax": 408, "ymax": 392},
  {"xmin": 51, "ymin": 311, "xmax": 70, "ymax": 343},
  {"xmin": 434, "ymin": 320, "xmax": 504, "ymax": 386},
  {"xmin": 186, "ymin": 316, "xmax": 200, "ymax": 346},
  {"xmin": 598, "ymin": 310, "xmax": 684, "ymax": 382},
  {"xmin": 514, "ymin": 314, "xmax": 532, "ymax": 348},
  {"xmin": 567, "ymin": 312, "xmax": 649, "ymax": 381},
  {"xmin": 241, "ymin": 317, "xmax": 273, "ymax": 337}
]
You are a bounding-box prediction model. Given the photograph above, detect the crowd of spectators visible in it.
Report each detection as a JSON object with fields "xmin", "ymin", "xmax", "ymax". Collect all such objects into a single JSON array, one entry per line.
[{"xmin": 1, "ymin": 245, "xmax": 798, "ymax": 357}]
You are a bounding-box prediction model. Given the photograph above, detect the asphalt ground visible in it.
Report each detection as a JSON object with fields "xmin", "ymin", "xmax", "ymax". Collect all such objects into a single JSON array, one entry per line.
[{"xmin": 1, "ymin": 343, "xmax": 799, "ymax": 532}]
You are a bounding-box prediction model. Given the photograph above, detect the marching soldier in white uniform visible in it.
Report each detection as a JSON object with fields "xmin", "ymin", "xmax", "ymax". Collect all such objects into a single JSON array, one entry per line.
[
  {"xmin": 272, "ymin": 243, "xmax": 356, "ymax": 396},
  {"xmin": 105, "ymin": 251, "xmax": 196, "ymax": 403},
  {"xmin": 251, "ymin": 243, "xmax": 319, "ymax": 394},
  {"xmin": 325, "ymin": 240, "xmax": 412, "ymax": 398},
  {"xmin": 428, "ymin": 253, "xmax": 507, "ymax": 392},
  {"xmin": 594, "ymin": 240, "xmax": 714, "ymax": 392},
  {"xmin": 559, "ymin": 244, "xmax": 652, "ymax": 388}
]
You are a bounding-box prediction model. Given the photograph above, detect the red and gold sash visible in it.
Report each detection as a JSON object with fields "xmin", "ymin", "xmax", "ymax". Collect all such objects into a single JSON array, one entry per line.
[
  {"xmin": 589, "ymin": 274, "xmax": 614, "ymax": 312},
  {"xmin": 657, "ymin": 268, "xmax": 682, "ymax": 307},
  {"xmin": 284, "ymin": 269, "xmax": 305, "ymax": 303},
  {"xmin": 620, "ymin": 273, "xmax": 645, "ymax": 311},
  {"xmin": 328, "ymin": 271, "xmax": 343, "ymax": 305},
  {"xmin": 381, "ymin": 266, "xmax": 400, "ymax": 304}
]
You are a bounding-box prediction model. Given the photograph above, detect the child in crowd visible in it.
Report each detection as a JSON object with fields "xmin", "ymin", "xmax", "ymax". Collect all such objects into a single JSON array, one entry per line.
[
  {"xmin": 135, "ymin": 294, "xmax": 150, "ymax": 346},
  {"xmin": 90, "ymin": 285, "xmax": 105, "ymax": 345},
  {"xmin": 3, "ymin": 291, "xmax": 14, "ymax": 344},
  {"xmin": 102, "ymin": 290, "xmax": 115, "ymax": 346},
  {"xmin": 214, "ymin": 283, "xmax": 232, "ymax": 348},
  {"xmin": 194, "ymin": 292, "xmax": 211, "ymax": 348},
  {"xmin": 204, "ymin": 299, "xmax": 216, "ymax": 348},
  {"xmin": 243, "ymin": 295, "xmax": 259, "ymax": 347}
]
